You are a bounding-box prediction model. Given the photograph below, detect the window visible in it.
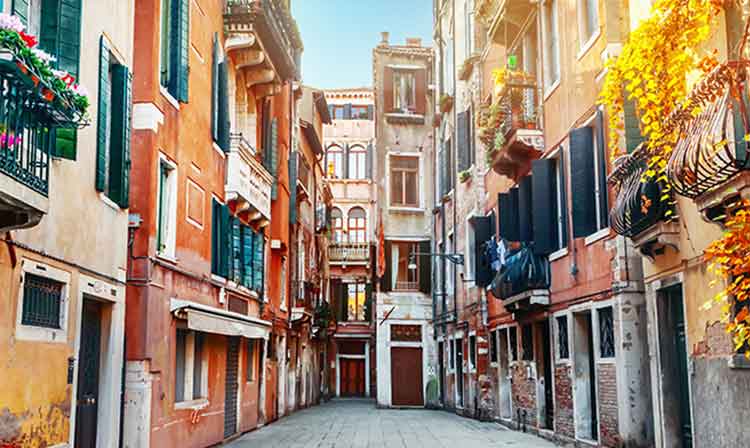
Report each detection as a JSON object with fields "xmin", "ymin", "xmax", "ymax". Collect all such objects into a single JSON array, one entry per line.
[
  {"xmin": 351, "ymin": 105, "xmax": 369, "ymax": 119},
  {"xmin": 348, "ymin": 145, "xmax": 367, "ymax": 180},
  {"xmin": 157, "ymin": 159, "xmax": 177, "ymax": 257},
  {"xmin": 509, "ymin": 326, "xmax": 518, "ymax": 361},
  {"xmin": 542, "ymin": 0, "xmax": 560, "ymax": 89},
  {"xmin": 22, "ymin": 274, "xmax": 63, "ymax": 329},
  {"xmin": 346, "ymin": 283, "xmax": 367, "ymax": 321},
  {"xmin": 390, "ymin": 156, "xmax": 419, "ymax": 207},
  {"xmin": 211, "ymin": 201, "xmax": 265, "ymax": 294},
  {"xmin": 465, "ymin": 0, "xmax": 475, "ymax": 56},
  {"xmin": 347, "ymin": 207, "xmax": 367, "ymax": 243},
  {"xmin": 465, "ymin": 216, "xmax": 476, "ymax": 285},
  {"xmin": 444, "ymin": 37, "xmax": 454, "ymax": 94},
  {"xmin": 394, "ymin": 70, "xmax": 416, "ymax": 112},
  {"xmin": 554, "ymin": 155, "xmax": 569, "ymax": 251},
  {"xmin": 469, "ymin": 334, "xmax": 477, "ymax": 370},
  {"xmin": 449, "ymin": 339, "xmax": 456, "ymax": 370},
  {"xmin": 521, "ymin": 324, "xmax": 534, "ymax": 361},
  {"xmin": 557, "ymin": 315, "xmax": 570, "ymax": 360},
  {"xmin": 392, "ymin": 241, "xmax": 419, "ymax": 291},
  {"xmin": 175, "ymin": 330, "xmax": 206, "ymax": 403},
  {"xmin": 331, "ymin": 207, "xmax": 344, "ymax": 243},
  {"xmin": 592, "ymin": 119, "xmax": 609, "ymax": 232},
  {"xmin": 577, "ymin": 0, "xmax": 599, "ymax": 47},
  {"xmin": 246, "ymin": 339, "xmax": 255, "ymax": 382},
  {"xmin": 95, "ymin": 38, "xmax": 133, "ymax": 207},
  {"xmin": 332, "ymin": 105, "xmax": 345, "ymax": 120},
  {"xmin": 160, "ymin": 0, "xmax": 189, "ymax": 101},
  {"xmin": 326, "ymin": 145, "xmax": 344, "ymax": 179},
  {"xmin": 446, "ymin": 235, "xmax": 455, "ymax": 298},
  {"xmin": 490, "ymin": 330, "xmax": 498, "ymax": 363},
  {"xmin": 599, "ymin": 307, "xmax": 615, "ymax": 358}
]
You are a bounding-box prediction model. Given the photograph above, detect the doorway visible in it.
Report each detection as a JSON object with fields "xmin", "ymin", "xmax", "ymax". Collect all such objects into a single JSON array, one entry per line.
[
  {"xmin": 391, "ymin": 347, "xmax": 424, "ymax": 406},
  {"xmin": 538, "ymin": 321, "xmax": 554, "ymax": 429},
  {"xmin": 74, "ymin": 300, "xmax": 102, "ymax": 448},
  {"xmin": 340, "ymin": 358, "xmax": 366, "ymax": 396},
  {"xmin": 455, "ymin": 338, "xmax": 464, "ymax": 408},
  {"xmin": 573, "ymin": 311, "xmax": 598, "ymax": 441},
  {"xmin": 497, "ymin": 329, "xmax": 512, "ymax": 419},
  {"xmin": 438, "ymin": 341, "xmax": 445, "ymax": 405},
  {"xmin": 224, "ymin": 336, "xmax": 240, "ymax": 439},
  {"xmin": 658, "ymin": 285, "xmax": 693, "ymax": 447}
]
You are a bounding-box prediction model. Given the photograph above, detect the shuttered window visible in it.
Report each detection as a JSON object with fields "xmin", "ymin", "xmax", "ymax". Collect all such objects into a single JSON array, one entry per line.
[
  {"xmin": 348, "ymin": 145, "xmax": 367, "ymax": 179},
  {"xmin": 217, "ymin": 61, "xmax": 230, "ymax": 151},
  {"xmin": 471, "ymin": 216, "xmax": 493, "ymax": 287},
  {"xmin": 518, "ymin": 176, "xmax": 534, "ymax": 242},
  {"xmin": 160, "ymin": 0, "xmax": 189, "ymax": 101},
  {"xmin": 211, "ymin": 34, "xmax": 220, "ymax": 143},
  {"xmin": 289, "ymin": 151, "xmax": 298, "ymax": 222},
  {"xmin": 570, "ymin": 116, "xmax": 608, "ymax": 238},
  {"xmin": 498, "ymin": 189, "xmax": 521, "ymax": 242},
  {"xmin": 95, "ymin": 36, "xmax": 133, "ymax": 208},
  {"xmin": 457, "ymin": 110, "xmax": 473, "ymax": 173},
  {"xmin": 531, "ymin": 159, "xmax": 558, "ymax": 254},
  {"xmin": 390, "ymin": 156, "xmax": 419, "ymax": 207},
  {"xmin": 211, "ymin": 202, "xmax": 265, "ymax": 294}
]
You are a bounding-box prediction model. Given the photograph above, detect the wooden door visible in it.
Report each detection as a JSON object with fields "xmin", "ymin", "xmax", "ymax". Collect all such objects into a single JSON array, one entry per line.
[
  {"xmin": 224, "ymin": 337, "xmax": 240, "ymax": 438},
  {"xmin": 391, "ymin": 347, "xmax": 423, "ymax": 406},
  {"xmin": 75, "ymin": 300, "xmax": 101, "ymax": 448},
  {"xmin": 668, "ymin": 287, "xmax": 693, "ymax": 447},
  {"xmin": 340, "ymin": 358, "xmax": 365, "ymax": 396}
]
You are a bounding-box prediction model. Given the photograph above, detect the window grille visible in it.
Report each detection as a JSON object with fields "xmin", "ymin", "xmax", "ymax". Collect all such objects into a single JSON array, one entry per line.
[
  {"xmin": 521, "ymin": 324, "xmax": 534, "ymax": 361},
  {"xmin": 22, "ymin": 274, "xmax": 63, "ymax": 329},
  {"xmin": 557, "ymin": 316, "xmax": 569, "ymax": 359},
  {"xmin": 490, "ymin": 331, "xmax": 498, "ymax": 363},
  {"xmin": 509, "ymin": 327, "xmax": 518, "ymax": 361},
  {"xmin": 599, "ymin": 307, "xmax": 615, "ymax": 358}
]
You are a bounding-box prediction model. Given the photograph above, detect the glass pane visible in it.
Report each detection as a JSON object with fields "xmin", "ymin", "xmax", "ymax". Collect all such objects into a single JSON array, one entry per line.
[
  {"xmin": 391, "ymin": 172, "xmax": 403, "ymax": 205},
  {"xmin": 392, "ymin": 156, "xmax": 418, "ymax": 170},
  {"xmin": 405, "ymin": 172, "xmax": 418, "ymax": 206}
]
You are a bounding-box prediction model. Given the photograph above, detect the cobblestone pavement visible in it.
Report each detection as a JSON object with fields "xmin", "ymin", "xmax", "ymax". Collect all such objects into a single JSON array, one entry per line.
[{"xmin": 226, "ymin": 399, "xmax": 556, "ymax": 448}]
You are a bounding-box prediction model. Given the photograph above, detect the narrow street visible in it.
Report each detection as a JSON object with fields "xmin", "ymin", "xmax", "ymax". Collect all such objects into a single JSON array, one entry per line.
[{"xmin": 226, "ymin": 400, "xmax": 555, "ymax": 448}]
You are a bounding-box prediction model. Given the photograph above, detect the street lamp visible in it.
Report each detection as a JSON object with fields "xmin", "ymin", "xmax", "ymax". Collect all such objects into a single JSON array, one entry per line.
[{"xmin": 408, "ymin": 251, "xmax": 464, "ymax": 270}]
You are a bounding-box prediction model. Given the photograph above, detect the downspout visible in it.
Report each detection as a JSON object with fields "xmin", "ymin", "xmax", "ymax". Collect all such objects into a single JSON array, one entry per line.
[{"xmin": 451, "ymin": 4, "xmax": 458, "ymax": 324}]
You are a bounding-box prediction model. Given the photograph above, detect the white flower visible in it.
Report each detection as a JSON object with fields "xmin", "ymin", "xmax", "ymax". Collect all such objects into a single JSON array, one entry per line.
[
  {"xmin": 72, "ymin": 84, "xmax": 89, "ymax": 98},
  {"xmin": 31, "ymin": 48, "xmax": 56, "ymax": 64},
  {"xmin": 0, "ymin": 13, "xmax": 25, "ymax": 33}
]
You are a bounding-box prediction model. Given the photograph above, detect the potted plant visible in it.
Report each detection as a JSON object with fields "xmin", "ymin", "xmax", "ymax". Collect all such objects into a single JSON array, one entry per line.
[
  {"xmin": 459, "ymin": 169, "xmax": 472, "ymax": 183},
  {"xmin": 522, "ymin": 108, "xmax": 537, "ymax": 129},
  {"xmin": 439, "ymin": 94, "xmax": 454, "ymax": 113}
]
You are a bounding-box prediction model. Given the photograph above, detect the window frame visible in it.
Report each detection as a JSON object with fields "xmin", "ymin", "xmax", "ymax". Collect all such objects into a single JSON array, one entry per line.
[
  {"xmin": 245, "ymin": 339, "xmax": 256, "ymax": 383},
  {"xmin": 393, "ymin": 241, "xmax": 420, "ymax": 291},
  {"xmin": 390, "ymin": 154, "xmax": 420, "ymax": 208},
  {"xmin": 598, "ymin": 306, "xmax": 616, "ymax": 359},
  {"xmin": 174, "ymin": 329, "xmax": 208, "ymax": 406},
  {"xmin": 555, "ymin": 314, "xmax": 570, "ymax": 361},
  {"xmin": 468, "ymin": 333, "xmax": 477, "ymax": 371},
  {"xmin": 326, "ymin": 145, "xmax": 344, "ymax": 179},
  {"xmin": 393, "ymin": 70, "xmax": 417, "ymax": 113},
  {"xmin": 577, "ymin": 0, "xmax": 600, "ymax": 51},
  {"xmin": 345, "ymin": 282, "xmax": 367, "ymax": 322},
  {"xmin": 156, "ymin": 156, "xmax": 178, "ymax": 258},
  {"xmin": 351, "ymin": 105, "xmax": 369, "ymax": 120},
  {"xmin": 592, "ymin": 118, "xmax": 608, "ymax": 232},
  {"xmin": 330, "ymin": 207, "xmax": 344, "ymax": 243},
  {"xmin": 541, "ymin": 0, "xmax": 561, "ymax": 93},
  {"xmin": 347, "ymin": 207, "xmax": 367, "ymax": 243},
  {"xmin": 465, "ymin": 213, "xmax": 477, "ymax": 288},
  {"xmin": 348, "ymin": 145, "xmax": 367, "ymax": 180},
  {"xmin": 15, "ymin": 259, "xmax": 71, "ymax": 343},
  {"xmin": 489, "ymin": 329, "xmax": 498, "ymax": 364}
]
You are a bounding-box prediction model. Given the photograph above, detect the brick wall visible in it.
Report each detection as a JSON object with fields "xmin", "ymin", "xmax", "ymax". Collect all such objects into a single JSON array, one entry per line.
[
  {"xmin": 511, "ymin": 362, "xmax": 537, "ymax": 427},
  {"xmin": 597, "ymin": 363, "xmax": 620, "ymax": 447},
  {"xmin": 553, "ymin": 364, "xmax": 575, "ymax": 438}
]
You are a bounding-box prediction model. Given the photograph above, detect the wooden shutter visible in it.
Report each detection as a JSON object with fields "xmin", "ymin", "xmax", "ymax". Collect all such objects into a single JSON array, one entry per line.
[
  {"xmin": 364, "ymin": 283, "xmax": 373, "ymax": 321},
  {"xmin": 270, "ymin": 118, "xmax": 279, "ymax": 199},
  {"xmin": 262, "ymin": 99, "xmax": 271, "ymax": 160},
  {"xmin": 242, "ymin": 227, "xmax": 253, "ymax": 288},
  {"xmin": 570, "ymin": 126, "xmax": 597, "ymax": 238},
  {"xmin": 231, "ymin": 217, "xmax": 242, "ymax": 283},
  {"xmin": 328, "ymin": 105, "xmax": 334, "ymax": 119},
  {"xmin": 623, "ymin": 90, "xmax": 643, "ymax": 154},
  {"xmin": 595, "ymin": 111, "xmax": 609, "ymax": 228},
  {"xmin": 170, "ymin": 0, "xmax": 189, "ymax": 102},
  {"xmin": 95, "ymin": 36, "xmax": 110, "ymax": 192},
  {"xmin": 457, "ymin": 111, "xmax": 469, "ymax": 172},
  {"xmin": 211, "ymin": 34, "xmax": 219, "ymax": 142},
  {"xmin": 108, "ymin": 64, "xmax": 133, "ymax": 208},
  {"xmin": 253, "ymin": 232, "xmax": 264, "ymax": 293},
  {"xmin": 57, "ymin": 0, "xmax": 82, "ymax": 75},
  {"xmin": 218, "ymin": 61, "xmax": 230, "ymax": 152},
  {"xmin": 559, "ymin": 149, "xmax": 569, "ymax": 247},
  {"xmin": 366, "ymin": 143, "xmax": 373, "ymax": 179},
  {"xmin": 211, "ymin": 199, "xmax": 221, "ymax": 275},
  {"xmin": 518, "ymin": 176, "xmax": 533, "ymax": 242},
  {"xmin": 367, "ymin": 105, "xmax": 374, "ymax": 120},
  {"xmin": 39, "ymin": 0, "xmax": 60, "ymax": 62},
  {"xmin": 383, "ymin": 67, "xmax": 394, "ymax": 113},
  {"xmin": 498, "ymin": 187, "xmax": 521, "ymax": 242},
  {"xmin": 415, "ymin": 68, "xmax": 427, "ymax": 115},
  {"xmin": 12, "ymin": 0, "xmax": 29, "ymax": 27},
  {"xmin": 289, "ymin": 152, "xmax": 298, "ymax": 223},
  {"xmin": 419, "ymin": 240, "xmax": 431, "ymax": 294},
  {"xmin": 219, "ymin": 205, "xmax": 231, "ymax": 278},
  {"xmin": 343, "ymin": 103, "xmax": 352, "ymax": 120},
  {"xmin": 343, "ymin": 144, "xmax": 350, "ymax": 179},
  {"xmin": 472, "ymin": 216, "xmax": 493, "ymax": 287},
  {"xmin": 381, "ymin": 240, "xmax": 392, "ymax": 292},
  {"xmin": 531, "ymin": 159, "xmax": 558, "ymax": 254}
]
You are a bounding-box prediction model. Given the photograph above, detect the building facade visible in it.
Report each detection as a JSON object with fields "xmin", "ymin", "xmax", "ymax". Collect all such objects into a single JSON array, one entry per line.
[
  {"xmin": 0, "ymin": 0, "xmax": 133, "ymax": 446},
  {"xmin": 373, "ymin": 33, "xmax": 437, "ymax": 408}
]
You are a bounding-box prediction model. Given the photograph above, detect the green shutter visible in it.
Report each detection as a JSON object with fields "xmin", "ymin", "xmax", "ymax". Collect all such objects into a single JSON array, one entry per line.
[
  {"xmin": 211, "ymin": 33, "xmax": 219, "ymax": 142},
  {"xmin": 96, "ymin": 36, "xmax": 111, "ymax": 192},
  {"xmin": 231, "ymin": 217, "xmax": 241, "ymax": 283},
  {"xmin": 108, "ymin": 64, "xmax": 132, "ymax": 208},
  {"xmin": 270, "ymin": 118, "xmax": 278, "ymax": 199},
  {"xmin": 289, "ymin": 152, "xmax": 298, "ymax": 223},
  {"xmin": 364, "ymin": 283, "xmax": 372, "ymax": 322},
  {"xmin": 218, "ymin": 61, "xmax": 230, "ymax": 152},
  {"xmin": 219, "ymin": 205, "xmax": 231, "ymax": 278},
  {"xmin": 12, "ymin": 0, "xmax": 29, "ymax": 27},
  {"xmin": 241, "ymin": 227, "xmax": 253, "ymax": 288},
  {"xmin": 170, "ymin": 0, "xmax": 189, "ymax": 102},
  {"xmin": 623, "ymin": 89, "xmax": 643, "ymax": 153},
  {"xmin": 57, "ymin": 0, "xmax": 82, "ymax": 75},
  {"xmin": 211, "ymin": 199, "xmax": 221, "ymax": 275},
  {"xmin": 253, "ymin": 232, "xmax": 264, "ymax": 294},
  {"xmin": 39, "ymin": 0, "xmax": 60, "ymax": 60}
]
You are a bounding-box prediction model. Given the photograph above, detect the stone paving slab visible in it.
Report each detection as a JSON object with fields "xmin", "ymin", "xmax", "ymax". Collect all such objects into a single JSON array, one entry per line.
[{"xmin": 226, "ymin": 399, "xmax": 556, "ymax": 448}]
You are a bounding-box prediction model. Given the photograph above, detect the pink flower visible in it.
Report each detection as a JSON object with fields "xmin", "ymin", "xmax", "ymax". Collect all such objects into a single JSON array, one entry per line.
[
  {"xmin": 72, "ymin": 84, "xmax": 89, "ymax": 98},
  {"xmin": 0, "ymin": 13, "xmax": 25, "ymax": 33}
]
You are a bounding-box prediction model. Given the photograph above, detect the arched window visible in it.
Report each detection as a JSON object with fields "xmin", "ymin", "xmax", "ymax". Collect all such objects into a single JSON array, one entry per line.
[
  {"xmin": 326, "ymin": 145, "xmax": 343, "ymax": 179},
  {"xmin": 347, "ymin": 207, "xmax": 367, "ymax": 243},
  {"xmin": 331, "ymin": 207, "xmax": 344, "ymax": 243},
  {"xmin": 348, "ymin": 145, "xmax": 367, "ymax": 180}
]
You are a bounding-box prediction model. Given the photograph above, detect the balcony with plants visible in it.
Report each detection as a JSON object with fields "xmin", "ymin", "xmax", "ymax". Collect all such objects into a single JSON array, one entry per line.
[
  {"xmin": 0, "ymin": 13, "xmax": 90, "ymax": 232},
  {"xmin": 478, "ymin": 68, "xmax": 544, "ymax": 178}
]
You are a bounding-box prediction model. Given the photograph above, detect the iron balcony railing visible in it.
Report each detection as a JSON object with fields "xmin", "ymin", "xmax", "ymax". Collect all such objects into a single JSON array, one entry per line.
[
  {"xmin": 329, "ymin": 242, "xmax": 370, "ymax": 263},
  {"xmin": 489, "ymin": 246, "xmax": 550, "ymax": 301},
  {"xmin": 609, "ymin": 146, "xmax": 673, "ymax": 238},
  {"xmin": 497, "ymin": 81, "xmax": 541, "ymax": 141}
]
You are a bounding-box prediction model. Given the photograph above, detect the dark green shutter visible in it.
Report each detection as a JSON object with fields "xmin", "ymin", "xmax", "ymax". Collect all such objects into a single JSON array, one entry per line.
[
  {"xmin": 367, "ymin": 105, "xmax": 374, "ymax": 120},
  {"xmin": 418, "ymin": 240, "xmax": 431, "ymax": 294},
  {"xmin": 170, "ymin": 0, "xmax": 189, "ymax": 102},
  {"xmin": 558, "ymin": 150, "xmax": 569, "ymax": 248},
  {"xmin": 95, "ymin": 36, "xmax": 111, "ymax": 192},
  {"xmin": 211, "ymin": 199, "xmax": 221, "ymax": 275},
  {"xmin": 108, "ymin": 64, "xmax": 132, "ymax": 208},
  {"xmin": 211, "ymin": 33, "xmax": 219, "ymax": 142},
  {"xmin": 364, "ymin": 283, "xmax": 373, "ymax": 321},
  {"xmin": 270, "ymin": 118, "xmax": 278, "ymax": 199},
  {"xmin": 57, "ymin": 0, "xmax": 82, "ymax": 75},
  {"xmin": 12, "ymin": 0, "xmax": 29, "ymax": 27},
  {"xmin": 219, "ymin": 205, "xmax": 231, "ymax": 278},
  {"xmin": 328, "ymin": 105, "xmax": 334, "ymax": 119},
  {"xmin": 457, "ymin": 111, "xmax": 469, "ymax": 172},
  {"xmin": 366, "ymin": 143, "xmax": 373, "ymax": 179},
  {"xmin": 231, "ymin": 217, "xmax": 242, "ymax": 283},
  {"xmin": 253, "ymin": 232, "xmax": 264, "ymax": 293},
  {"xmin": 381, "ymin": 241, "xmax": 392, "ymax": 292},
  {"xmin": 289, "ymin": 152, "xmax": 298, "ymax": 223},
  {"xmin": 343, "ymin": 103, "xmax": 352, "ymax": 120},
  {"xmin": 242, "ymin": 228, "xmax": 253, "ymax": 288},
  {"xmin": 518, "ymin": 176, "xmax": 533, "ymax": 242},
  {"xmin": 623, "ymin": 90, "xmax": 643, "ymax": 154},
  {"xmin": 570, "ymin": 126, "xmax": 597, "ymax": 238},
  {"xmin": 39, "ymin": 0, "xmax": 60, "ymax": 63},
  {"xmin": 472, "ymin": 217, "xmax": 493, "ymax": 287},
  {"xmin": 531, "ymin": 159, "xmax": 558, "ymax": 254},
  {"xmin": 595, "ymin": 111, "xmax": 609, "ymax": 229},
  {"xmin": 218, "ymin": 61, "xmax": 230, "ymax": 152}
]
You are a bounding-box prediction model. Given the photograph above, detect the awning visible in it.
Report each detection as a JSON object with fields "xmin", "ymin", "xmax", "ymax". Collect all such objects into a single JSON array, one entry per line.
[{"xmin": 171, "ymin": 299, "xmax": 271, "ymax": 340}]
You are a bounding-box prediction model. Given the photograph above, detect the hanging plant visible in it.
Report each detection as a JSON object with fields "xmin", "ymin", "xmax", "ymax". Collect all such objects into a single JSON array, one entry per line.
[{"xmin": 439, "ymin": 94, "xmax": 454, "ymax": 113}]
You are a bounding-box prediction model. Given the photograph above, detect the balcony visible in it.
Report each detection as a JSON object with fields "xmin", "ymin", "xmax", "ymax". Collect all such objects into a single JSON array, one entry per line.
[
  {"xmin": 489, "ymin": 246, "xmax": 550, "ymax": 311},
  {"xmin": 485, "ymin": 79, "xmax": 544, "ymax": 178},
  {"xmin": 329, "ymin": 242, "xmax": 370, "ymax": 265},
  {"xmin": 224, "ymin": 0, "xmax": 302, "ymax": 97},
  {"xmin": 0, "ymin": 52, "xmax": 89, "ymax": 232},
  {"xmin": 477, "ymin": 0, "xmax": 535, "ymax": 49},
  {"xmin": 609, "ymin": 146, "xmax": 679, "ymax": 257},
  {"xmin": 666, "ymin": 61, "xmax": 750, "ymax": 222},
  {"xmin": 225, "ymin": 133, "xmax": 272, "ymax": 225}
]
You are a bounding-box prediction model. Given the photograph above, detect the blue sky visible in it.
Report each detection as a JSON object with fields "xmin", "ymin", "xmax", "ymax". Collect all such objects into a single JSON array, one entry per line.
[{"xmin": 292, "ymin": 0, "xmax": 434, "ymax": 89}]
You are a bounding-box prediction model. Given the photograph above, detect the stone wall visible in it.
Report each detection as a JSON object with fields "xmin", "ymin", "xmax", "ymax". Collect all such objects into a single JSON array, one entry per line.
[
  {"xmin": 597, "ymin": 363, "xmax": 620, "ymax": 447},
  {"xmin": 553, "ymin": 364, "xmax": 575, "ymax": 439},
  {"xmin": 510, "ymin": 362, "xmax": 537, "ymax": 428}
]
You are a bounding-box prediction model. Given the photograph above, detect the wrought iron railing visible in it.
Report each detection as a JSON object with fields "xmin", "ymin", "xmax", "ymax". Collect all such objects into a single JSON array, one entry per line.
[
  {"xmin": 489, "ymin": 246, "xmax": 550, "ymax": 301},
  {"xmin": 497, "ymin": 81, "xmax": 540, "ymax": 140},
  {"xmin": 666, "ymin": 61, "xmax": 750, "ymax": 198},
  {"xmin": 329, "ymin": 242, "xmax": 370, "ymax": 262},
  {"xmin": 609, "ymin": 146, "xmax": 673, "ymax": 238}
]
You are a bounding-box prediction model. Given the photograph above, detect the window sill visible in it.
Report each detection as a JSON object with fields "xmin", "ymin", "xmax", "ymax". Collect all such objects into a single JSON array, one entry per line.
[
  {"xmin": 155, "ymin": 253, "xmax": 178, "ymax": 264},
  {"xmin": 160, "ymin": 86, "xmax": 180, "ymax": 111},
  {"xmin": 389, "ymin": 206, "xmax": 425, "ymax": 214},
  {"xmin": 548, "ymin": 247, "xmax": 569, "ymax": 262},
  {"xmin": 175, "ymin": 398, "xmax": 209, "ymax": 411},
  {"xmin": 596, "ymin": 357, "xmax": 616, "ymax": 365},
  {"xmin": 584, "ymin": 228, "xmax": 610, "ymax": 246},
  {"xmin": 98, "ymin": 192, "xmax": 122, "ymax": 211},
  {"xmin": 212, "ymin": 142, "xmax": 226, "ymax": 158},
  {"xmin": 543, "ymin": 78, "xmax": 560, "ymax": 102},
  {"xmin": 576, "ymin": 28, "xmax": 602, "ymax": 61}
]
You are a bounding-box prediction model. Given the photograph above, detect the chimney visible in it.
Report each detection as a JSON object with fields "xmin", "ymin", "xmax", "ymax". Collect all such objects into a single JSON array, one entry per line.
[
  {"xmin": 406, "ymin": 37, "xmax": 422, "ymax": 47},
  {"xmin": 380, "ymin": 31, "xmax": 390, "ymax": 45}
]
